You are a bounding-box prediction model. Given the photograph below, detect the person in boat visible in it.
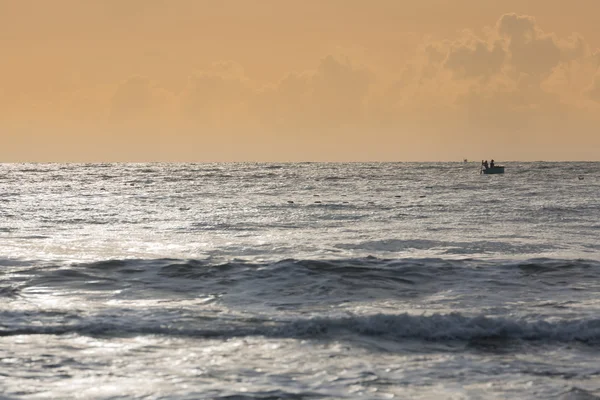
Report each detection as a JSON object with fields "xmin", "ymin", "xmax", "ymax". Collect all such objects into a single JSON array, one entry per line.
[
  {"xmin": 490, "ymin": 159, "xmax": 495, "ymax": 168},
  {"xmin": 482, "ymin": 160, "xmax": 489, "ymax": 169}
]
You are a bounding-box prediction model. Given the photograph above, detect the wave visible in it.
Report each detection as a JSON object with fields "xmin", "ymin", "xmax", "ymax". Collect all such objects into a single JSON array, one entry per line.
[
  {"xmin": 13, "ymin": 257, "xmax": 600, "ymax": 300},
  {"xmin": 73, "ymin": 256, "xmax": 600, "ymax": 274},
  {"xmin": 0, "ymin": 285, "xmax": 21, "ymax": 298},
  {"xmin": 2, "ymin": 312, "xmax": 600, "ymax": 345},
  {"xmin": 559, "ymin": 388, "xmax": 600, "ymax": 400},
  {"xmin": 334, "ymin": 239, "xmax": 556, "ymax": 255}
]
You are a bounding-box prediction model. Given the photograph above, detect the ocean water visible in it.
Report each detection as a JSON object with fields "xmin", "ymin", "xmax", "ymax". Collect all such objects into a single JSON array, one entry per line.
[{"xmin": 1, "ymin": 162, "xmax": 599, "ymax": 399}]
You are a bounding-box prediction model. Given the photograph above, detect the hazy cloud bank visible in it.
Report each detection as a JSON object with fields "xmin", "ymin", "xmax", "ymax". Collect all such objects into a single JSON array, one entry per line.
[{"xmin": 2, "ymin": 12, "xmax": 599, "ymax": 160}]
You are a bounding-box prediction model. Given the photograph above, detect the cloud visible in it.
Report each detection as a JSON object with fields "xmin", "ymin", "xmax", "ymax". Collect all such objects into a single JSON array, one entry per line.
[
  {"xmin": 495, "ymin": 13, "xmax": 562, "ymax": 78},
  {"xmin": 438, "ymin": 13, "xmax": 594, "ymax": 84},
  {"xmin": 357, "ymin": 11, "xmax": 600, "ymax": 158},
  {"xmin": 414, "ymin": 14, "xmax": 596, "ymax": 115},
  {"xmin": 443, "ymin": 35, "xmax": 506, "ymax": 79},
  {"xmin": 179, "ymin": 61, "xmax": 254, "ymax": 127},
  {"xmin": 170, "ymin": 55, "xmax": 373, "ymax": 144},
  {"xmin": 109, "ymin": 76, "xmax": 174, "ymax": 121},
  {"xmin": 266, "ymin": 55, "xmax": 373, "ymax": 129},
  {"xmin": 8, "ymin": 12, "xmax": 595, "ymax": 135},
  {"xmin": 4, "ymin": 10, "xmax": 599, "ymax": 161},
  {"xmin": 585, "ymin": 71, "xmax": 600, "ymax": 102}
]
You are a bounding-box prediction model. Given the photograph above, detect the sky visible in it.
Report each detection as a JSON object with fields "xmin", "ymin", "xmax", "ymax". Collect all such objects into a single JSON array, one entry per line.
[{"xmin": 1, "ymin": 0, "xmax": 599, "ymax": 161}]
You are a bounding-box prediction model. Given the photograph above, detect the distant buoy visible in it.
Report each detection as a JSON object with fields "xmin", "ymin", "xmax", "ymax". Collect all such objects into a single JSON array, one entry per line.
[
  {"xmin": 578, "ymin": 176, "xmax": 584, "ymax": 180},
  {"xmin": 287, "ymin": 200, "xmax": 294, "ymax": 204}
]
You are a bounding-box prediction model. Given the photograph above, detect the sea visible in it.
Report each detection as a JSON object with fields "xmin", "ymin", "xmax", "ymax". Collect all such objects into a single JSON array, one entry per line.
[{"xmin": 1, "ymin": 162, "xmax": 599, "ymax": 400}]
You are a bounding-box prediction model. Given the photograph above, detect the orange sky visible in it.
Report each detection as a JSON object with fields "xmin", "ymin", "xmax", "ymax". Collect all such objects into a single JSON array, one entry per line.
[{"xmin": 2, "ymin": 0, "xmax": 599, "ymax": 161}]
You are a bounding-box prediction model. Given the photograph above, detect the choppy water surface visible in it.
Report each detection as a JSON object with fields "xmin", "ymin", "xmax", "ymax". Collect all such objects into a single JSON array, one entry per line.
[{"xmin": 1, "ymin": 162, "xmax": 599, "ymax": 399}]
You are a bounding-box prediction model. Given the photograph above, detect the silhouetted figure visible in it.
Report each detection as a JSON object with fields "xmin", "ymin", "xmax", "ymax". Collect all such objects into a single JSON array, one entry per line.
[
  {"xmin": 490, "ymin": 159, "xmax": 495, "ymax": 168},
  {"xmin": 482, "ymin": 160, "xmax": 489, "ymax": 169}
]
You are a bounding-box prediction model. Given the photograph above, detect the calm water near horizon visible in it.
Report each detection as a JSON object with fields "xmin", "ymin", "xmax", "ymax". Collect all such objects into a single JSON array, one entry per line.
[{"xmin": 1, "ymin": 162, "xmax": 599, "ymax": 399}]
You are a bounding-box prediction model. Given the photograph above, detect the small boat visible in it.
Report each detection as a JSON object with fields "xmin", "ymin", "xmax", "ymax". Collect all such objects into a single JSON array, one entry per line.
[{"xmin": 481, "ymin": 166, "xmax": 505, "ymax": 174}]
